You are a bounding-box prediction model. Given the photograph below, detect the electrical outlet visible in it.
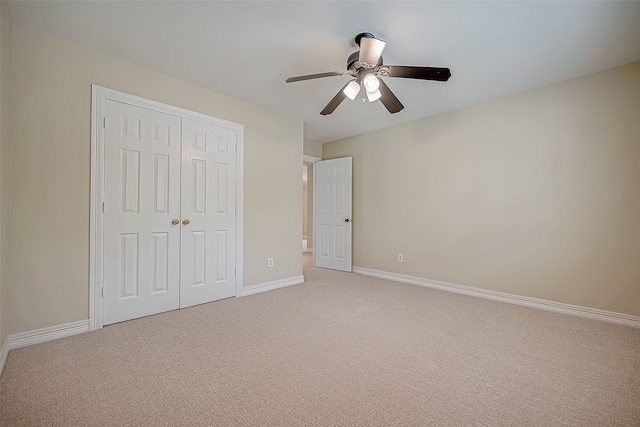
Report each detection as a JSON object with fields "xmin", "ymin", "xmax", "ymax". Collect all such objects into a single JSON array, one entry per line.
[
  {"xmin": 397, "ymin": 253, "xmax": 404, "ymax": 263},
  {"xmin": 267, "ymin": 257, "xmax": 274, "ymax": 268}
]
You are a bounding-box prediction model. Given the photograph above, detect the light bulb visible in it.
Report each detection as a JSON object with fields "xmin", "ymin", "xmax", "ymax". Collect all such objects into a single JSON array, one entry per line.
[
  {"xmin": 343, "ymin": 80, "xmax": 360, "ymax": 100},
  {"xmin": 363, "ymin": 74, "xmax": 380, "ymax": 92}
]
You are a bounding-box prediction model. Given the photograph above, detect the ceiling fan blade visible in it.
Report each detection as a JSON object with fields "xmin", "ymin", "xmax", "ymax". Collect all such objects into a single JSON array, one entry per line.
[
  {"xmin": 377, "ymin": 78, "xmax": 404, "ymax": 114},
  {"xmin": 320, "ymin": 82, "xmax": 350, "ymax": 115},
  {"xmin": 359, "ymin": 37, "xmax": 386, "ymax": 65},
  {"xmin": 380, "ymin": 66, "xmax": 451, "ymax": 82},
  {"xmin": 286, "ymin": 71, "xmax": 344, "ymax": 83}
]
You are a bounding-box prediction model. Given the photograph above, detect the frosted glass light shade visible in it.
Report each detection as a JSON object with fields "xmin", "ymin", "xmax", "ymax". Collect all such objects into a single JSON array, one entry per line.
[
  {"xmin": 359, "ymin": 37, "xmax": 386, "ymax": 65},
  {"xmin": 343, "ymin": 80, "xmax": 360, "ymax": 100},
  {"xmin": 363, "ymin": 74, "xmax": 380, "ymax": 92},
  {"xmin": 366, "ymin": 89, "xmax": 381, "ymax": 102}
]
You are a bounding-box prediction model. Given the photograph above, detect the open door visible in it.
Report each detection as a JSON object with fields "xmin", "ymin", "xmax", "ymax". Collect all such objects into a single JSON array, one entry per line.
[{"xmin": 314, "ymin": 157, "xmax": 352, "ymax": 272}]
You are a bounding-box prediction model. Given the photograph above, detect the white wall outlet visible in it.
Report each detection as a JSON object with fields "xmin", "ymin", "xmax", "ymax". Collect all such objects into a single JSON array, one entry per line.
[
  {"xmin": 397, "ymin": 253, "xmax": 404, "ymax": 263},
  {"xmin": 267, "ymin": 257, "xmax": 274, "ymax": 268}
]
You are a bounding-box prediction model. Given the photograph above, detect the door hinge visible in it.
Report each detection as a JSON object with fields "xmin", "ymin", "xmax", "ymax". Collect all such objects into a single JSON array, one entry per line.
[
  {"xmin": 103, "ymin": 117, "xmax": 106, "ymax": 128},
  {"xmin": 101, "ymin": 287, "xmax": 104, "ymax": 298},
  {"xmin": 102, "ymin": 202, "xmax": 105, "ymax": 212}
]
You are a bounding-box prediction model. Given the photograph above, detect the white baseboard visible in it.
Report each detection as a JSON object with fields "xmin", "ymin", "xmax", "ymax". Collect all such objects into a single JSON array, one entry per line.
[
  {"xmin": 242, "ymin": 275, "xmax": 304, "ymax": 296},
  {"xmin": 353, "ymin": 266, "xmax": 640, "ymax": 329},
  {"xmin": 0, "ymin": 335, "xmax": 9, "ymax": 375},
  {"xmin": 0, "ymin": 319, "xmax": 90, "ymax": 376},
  {"xmin": 9, "ymin": 319, "xmax": 90, "ymax": 350}
]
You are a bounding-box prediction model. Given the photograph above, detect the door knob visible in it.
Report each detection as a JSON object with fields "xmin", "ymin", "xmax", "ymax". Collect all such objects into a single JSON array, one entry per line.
[
  {"xmin": 171, "ymin": 219, "xmax": 180, "ymax": 225},
  {"xmin": 182, "ymin": 219, "xmax": 190, "ymax": 225},
  {"xmin": 345, "ymin": 218, "xmax": 350, "ymax": 223}
]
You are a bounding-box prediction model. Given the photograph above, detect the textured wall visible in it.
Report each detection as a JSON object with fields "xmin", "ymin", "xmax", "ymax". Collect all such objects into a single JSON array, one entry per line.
[
  {"xmin": 324, "ymin": 61, "xmax": 640, "ymax": 316},
  {"xmin": 303, "ymin": 140, "xmax": 322, "ymax": 158},
  {"xmin": 8, "ymin": 24, "xmax": 303, "ymax": 334},
  {"xmin": 0, "ymin": 0, "xmax": 12, "ymax": 345}
]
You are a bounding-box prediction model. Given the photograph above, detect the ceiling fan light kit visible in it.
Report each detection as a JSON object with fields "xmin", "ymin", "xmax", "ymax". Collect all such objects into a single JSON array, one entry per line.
[
  {"xmin": 366, "ymin": 87, "xmax": 382, "ymax": 102},
  {"xmin": 363, "ymin": 73, "xmax": 380, "ymax": 92},
  {"xmin": 286, "ymin": 32, "xmax": 452, "ymax": 115},
  {"xmin": 343, "ymin": 79, "xmax": 361, "ymax": 100}
]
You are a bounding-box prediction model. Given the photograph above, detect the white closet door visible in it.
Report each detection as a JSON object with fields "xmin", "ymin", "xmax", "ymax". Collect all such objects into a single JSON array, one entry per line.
[
  {"xmin": 103, "ymin": 100, "xmax": 181, "ymax": 324},
  {"xmin": 180, "ymin": 118, "xmax": 237, "ymax": 308}
]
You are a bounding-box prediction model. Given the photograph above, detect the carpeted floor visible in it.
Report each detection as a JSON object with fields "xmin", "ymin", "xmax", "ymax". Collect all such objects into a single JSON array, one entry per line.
[{"xmin": 1, "ymin": 254, "xmax": 639, "ymax": 426}]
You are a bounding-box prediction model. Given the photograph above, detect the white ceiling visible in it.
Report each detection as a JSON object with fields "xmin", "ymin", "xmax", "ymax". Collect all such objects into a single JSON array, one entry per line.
[{"xmin": 8, "ymin": 1, "xmax": 640, "ymax": 143}]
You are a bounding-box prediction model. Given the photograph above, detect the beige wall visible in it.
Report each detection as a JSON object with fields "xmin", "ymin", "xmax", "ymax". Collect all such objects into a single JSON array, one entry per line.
[
  {"xmin": 0, "ymin": 1, "xmax": 12, "ymax": 345},
  {"xmin": 323, "ymin": 61, "xmax": 640, "ymax": 317},
  {"xmin": 303, "ymin": 140, "xmax": 322, "ymax": 158},
  {"xmin": 8, "ymin": 24, "xmax": 303, "ymax": 334}
]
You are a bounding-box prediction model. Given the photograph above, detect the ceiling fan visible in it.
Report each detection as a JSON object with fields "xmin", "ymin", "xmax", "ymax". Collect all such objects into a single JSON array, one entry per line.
[{"xmin": 285, "ymin": 32, "xmax": 452, "ymax": 115}]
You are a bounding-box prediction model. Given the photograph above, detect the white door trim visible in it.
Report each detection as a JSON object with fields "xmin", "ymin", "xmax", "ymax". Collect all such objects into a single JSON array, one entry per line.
[
  {"xmin": 303, "ymin": 155, "xmax": 321, "ymax": 256},
  {"xmin": 90, "ymin": 85, "xmax": 244, "ymax": 330}
]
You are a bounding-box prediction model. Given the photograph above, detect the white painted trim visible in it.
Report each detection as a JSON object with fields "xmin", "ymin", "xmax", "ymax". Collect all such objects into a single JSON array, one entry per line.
[
  {"xmin": 312, "ymin": 162, "xmax": 317, "ymax": 266},
  {"xmin": 8, "ymin": 320, "xmax": 90, "ymax": 350},
  {"xmin": 90, "ymin": 85, "xmax": 244, "ymax": 330},
  {"xmin": 303, "ymin": 154, "xmax": 321, "ymax": 163},
  {"xmin": 303, "ymin": 155, "xmax": 320, "ymax": 264},
  {"xmin": 235, "ymin": 123, "xmax": 245, "ymax": 298},
  {"xmin": 0, "ymin": 336, "xmax": 9, "ymax": 375},
  {"xmin": 353, "ymin": 266, "xmax": 640, "ymax": 329},
  {"xmin": 0, "ymin": 320, "xmax": 90, "ymax": 376},
  {"xmin": 242, "ymin": 275, "xmax": 304, "ymax": 297},
  {"xmin": 90, "ymin": 84, "xmax": 105, "ymax": 331}
]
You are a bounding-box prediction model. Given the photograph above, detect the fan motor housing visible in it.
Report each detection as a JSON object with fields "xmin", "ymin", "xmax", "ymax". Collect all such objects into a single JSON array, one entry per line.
[{"xmin": 347, "ymin": 51, "xmax": 383, "ymax": 70}]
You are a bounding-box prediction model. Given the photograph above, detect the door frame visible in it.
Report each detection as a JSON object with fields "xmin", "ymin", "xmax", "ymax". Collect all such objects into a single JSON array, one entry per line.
[
  {"xmin": 89, "ymin": 85, "xmax": 244, "ymax": 330},
  {"xmin": 303, "ymin": 155, "xmax": 321, "ymax": 261}
]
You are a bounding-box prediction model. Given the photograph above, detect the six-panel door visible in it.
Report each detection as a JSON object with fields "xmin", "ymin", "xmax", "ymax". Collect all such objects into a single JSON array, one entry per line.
[
  {"xmin": 180, "ymin": 118, "xmax": 237, "ymax": 308},
  {"xmin": 103, "ymin": 100, "xmax": 182, "ymax": 324},
  {"xmin": 103, "ymin": 100, "xmax": 237, "ymax": 325},
  {"xmin": 315, "ymin": 157, "xmax": 353, "ymax": 272}
]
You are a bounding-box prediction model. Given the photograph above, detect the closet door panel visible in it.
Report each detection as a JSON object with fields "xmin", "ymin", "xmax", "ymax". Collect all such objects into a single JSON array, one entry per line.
[
  {"xmin": 180, "ymin": 118, "xmax": 237, "ymax": 308},
  {"xmin": 103, "ymin": 100, "xmax": 181, "ymax": 325}
]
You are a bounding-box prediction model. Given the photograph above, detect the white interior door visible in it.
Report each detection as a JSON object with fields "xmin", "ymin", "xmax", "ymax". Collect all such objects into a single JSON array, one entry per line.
[
  {"xmin": 180, "ymin": 118, "xmax": 237, "ymax": 308},
  {"xmin": 103, "ymin": 102, "xmax": 238, "ymax": 324},
  {"xmin": 314, "ymin": 157, "xmax": 353, "ymax": 272},
  {"xmin": 103, "ymin": 100, "xmax": 181, "ymax": 324}
]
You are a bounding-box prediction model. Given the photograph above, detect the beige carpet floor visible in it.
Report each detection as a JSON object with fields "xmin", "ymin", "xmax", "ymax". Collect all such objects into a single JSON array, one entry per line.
[{"xmin": 1, "ymin": 255, "xmax": 639, "ymax": 426}]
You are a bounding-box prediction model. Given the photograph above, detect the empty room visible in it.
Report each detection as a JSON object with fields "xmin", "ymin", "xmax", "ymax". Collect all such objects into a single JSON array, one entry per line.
[{"xmin": 1, "ymin": 1, "xmax": 639, "ymax": 426}]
